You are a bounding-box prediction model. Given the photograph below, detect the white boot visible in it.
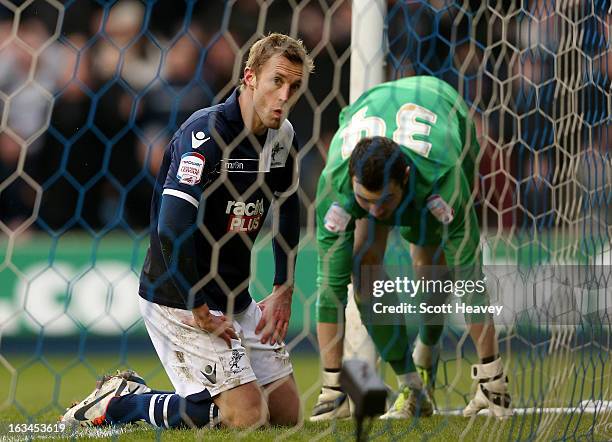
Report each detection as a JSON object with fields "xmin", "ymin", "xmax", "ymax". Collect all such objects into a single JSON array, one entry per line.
[
  {"xmin": 380, "ymin": 387, "xmax": 433, "ymax": 419},
  {"xmin": 463, "ymin": 358, "xmax": 513, "ymax": 418},
  {"xmin": 380, "ymin": 372, "xmax": 433, "ymax": 419},
  {"xmin": 310, "ymin": 370, "xmax": 351, "ymax": 421}
]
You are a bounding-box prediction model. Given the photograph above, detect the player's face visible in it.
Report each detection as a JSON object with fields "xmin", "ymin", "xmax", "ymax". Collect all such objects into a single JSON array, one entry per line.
[
  {"xmin": 251, "ymin": 54, "xmax": 303, "ymax": 131},
  {"xmin": 352, "ymin": 178, "xmax": 405, "ymax": 221}
]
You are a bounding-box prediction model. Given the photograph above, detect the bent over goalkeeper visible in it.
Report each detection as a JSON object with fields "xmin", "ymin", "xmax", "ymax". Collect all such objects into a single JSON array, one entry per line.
[{"xmin": 312, "ymin": 76, "xmax": 512, "ymax": 420}]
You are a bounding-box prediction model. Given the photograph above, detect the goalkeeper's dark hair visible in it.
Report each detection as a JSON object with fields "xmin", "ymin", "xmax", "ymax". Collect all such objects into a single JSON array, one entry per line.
[{"xmin": 348, "ymin": 137, "xmax": 407, "ymax": 191}]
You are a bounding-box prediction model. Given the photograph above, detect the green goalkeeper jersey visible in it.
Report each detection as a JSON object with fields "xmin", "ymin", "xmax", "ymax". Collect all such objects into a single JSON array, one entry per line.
[{"xmin": 316, "ymin": 76, "xmax": 482, "ymax": 303}]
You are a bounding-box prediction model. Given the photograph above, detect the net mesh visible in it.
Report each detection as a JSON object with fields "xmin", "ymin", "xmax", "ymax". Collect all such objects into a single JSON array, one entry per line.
[{"xmin": 0, "ymin": 0, "xmax": 610, "ymax": 439}]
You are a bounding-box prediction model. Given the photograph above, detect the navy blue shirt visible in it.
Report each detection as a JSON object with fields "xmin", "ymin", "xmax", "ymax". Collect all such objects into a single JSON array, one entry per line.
[{"xmin": 139, "ymin": 89, "xmax": 299, "ymax": 312}]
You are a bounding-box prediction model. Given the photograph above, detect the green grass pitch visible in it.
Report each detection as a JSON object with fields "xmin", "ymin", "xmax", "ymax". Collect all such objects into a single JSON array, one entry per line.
[{"xmin": 0, "ymin": 352, "xmax": 609, "ymax": 441}]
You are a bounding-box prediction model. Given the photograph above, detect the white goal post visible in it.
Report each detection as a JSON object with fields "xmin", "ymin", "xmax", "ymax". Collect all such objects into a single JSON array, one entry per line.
[{"xmin": 342, "ymin": 0, "xmax": 387, "ymax": 369}]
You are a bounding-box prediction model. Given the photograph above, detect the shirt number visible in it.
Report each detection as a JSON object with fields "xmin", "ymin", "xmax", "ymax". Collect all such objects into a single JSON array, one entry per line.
[{"xmin": 340, "ymin": 104, "xmax": 437, "ymax": 159}]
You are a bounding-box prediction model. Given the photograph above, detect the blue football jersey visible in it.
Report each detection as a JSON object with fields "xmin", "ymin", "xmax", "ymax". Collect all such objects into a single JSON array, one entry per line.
[{"xmin": 139, "ymin": 89, "xmax": 299, "ymax": 312}]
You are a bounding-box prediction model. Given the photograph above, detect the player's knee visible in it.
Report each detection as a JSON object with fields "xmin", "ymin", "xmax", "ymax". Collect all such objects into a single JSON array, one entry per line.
[
  {"xmin": 271, "ymin": 407, "xmax": 299, "ymax": 427},
  {"xmin": 269, "ymin": 394, "xmax": 300, "ymax": 427},
  {"xmin": 221, "ymin": 395, "xmax": 269, "ymax": 429},
  {"xmin": 267, "ymin": 382, "xmax": 300, "ymax": 427},
  {"xmin": 227, "ymin": 407, "xmax": 269, "ymax": 429}
]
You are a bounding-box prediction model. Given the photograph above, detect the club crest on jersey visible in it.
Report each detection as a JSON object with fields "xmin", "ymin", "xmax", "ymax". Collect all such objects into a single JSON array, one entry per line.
[
  {"xmin": 226, "ymin": 198, "xmax": 265, "ymax": 232},
  {"xmin": 177, "ymin": 152, "xmax": 205, "ymax": 185},
  {"xmin": 270, "ymin": 142, "xmax": 289, "ymax": 168},
  {"xmin": 324, "ymin": 202, "xmax": 351, "ymax": 232},
  {"xmin": 426, "ymin": 194, "xmax": 454, "ymax": 224}
]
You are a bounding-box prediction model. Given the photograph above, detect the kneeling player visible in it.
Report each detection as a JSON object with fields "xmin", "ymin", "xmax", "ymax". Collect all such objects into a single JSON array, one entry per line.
[
  {"xmin": 62, "ymin": 33, "xmax": 313, "ymax": 429},
  {"xmin": 312, "ymin": 76, "xmax": 512, "ymax": 420}
]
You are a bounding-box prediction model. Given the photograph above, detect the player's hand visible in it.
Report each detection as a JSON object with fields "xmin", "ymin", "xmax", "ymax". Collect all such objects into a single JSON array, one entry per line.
[
  {"xmin": 255, "ymin": 284, "xmax": 293, "ymax": 345},
  {"xmin": 184, "ymin": 303, "xmax": 238, "ymax": 348}
]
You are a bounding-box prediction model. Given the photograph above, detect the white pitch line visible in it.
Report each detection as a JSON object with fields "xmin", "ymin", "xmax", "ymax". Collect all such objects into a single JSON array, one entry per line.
[{"xmin": 435, "ymin": 401, "xmax": 612, "ymax": 416}]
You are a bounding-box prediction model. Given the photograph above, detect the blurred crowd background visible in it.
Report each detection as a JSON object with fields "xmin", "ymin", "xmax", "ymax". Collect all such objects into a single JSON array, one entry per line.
[{"xmin": 0, "ymin": 0, "xmax": 609, "ymax": 238}]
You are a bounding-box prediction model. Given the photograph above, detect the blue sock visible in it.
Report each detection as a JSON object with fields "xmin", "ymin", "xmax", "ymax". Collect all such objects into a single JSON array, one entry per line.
[{"xmin": 106, "ymin": 393, "xmax": 219, "ymax": 428}]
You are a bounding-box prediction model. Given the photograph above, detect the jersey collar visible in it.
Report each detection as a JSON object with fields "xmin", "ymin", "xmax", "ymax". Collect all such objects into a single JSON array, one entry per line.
[
  {"xmin": 222, "ymin": 87, "xmax": 268, "ymax": 145},
  {"xmin": 223, "ymin": 88, "xmax": 243, "ymax": 124}
]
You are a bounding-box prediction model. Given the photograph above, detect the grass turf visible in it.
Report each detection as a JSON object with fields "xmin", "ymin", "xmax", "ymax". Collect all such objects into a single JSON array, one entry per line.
[{"xmin": 0, "ymin": 353, "xmax": 610, "ymax": 441}]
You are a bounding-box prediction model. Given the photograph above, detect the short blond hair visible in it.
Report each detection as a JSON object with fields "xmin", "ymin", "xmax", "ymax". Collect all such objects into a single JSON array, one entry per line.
[{"xmin": 240, "ymin": 33, "xmax": 314, "ymax": 88}]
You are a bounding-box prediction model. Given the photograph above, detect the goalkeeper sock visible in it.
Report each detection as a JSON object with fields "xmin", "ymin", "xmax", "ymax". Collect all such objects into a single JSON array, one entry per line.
[
  {"xmin": 413, "ymin": 336, "xmax": 440, "ymax": 368},
  {"xmin": 396, "ymin": 372, "xmax": 423, "ymax": 391},
  {"xmin": 322, "ymin": 368, "xmax": 342, "ymax": 390},
  {"xmin": 418, "ymin": 324, "xmax": 444, "ymax": 347},
  {"xmin": 412, "ymin": 336, "xmax": 439, "ymax": 404},
  {"xmin": 106, "ymin": 393, "xmax": 220, "ymax": 428},
  {"xmin": 363, "ymin": 322, "xmax": 416, "ymax": 373},
  {"xmin": 388, "ymin": 349, "xmax": 416, "ymax": 375},
  {"xmin": 356, "ymin": 292, "xmax": 413, "ymax": 368}
]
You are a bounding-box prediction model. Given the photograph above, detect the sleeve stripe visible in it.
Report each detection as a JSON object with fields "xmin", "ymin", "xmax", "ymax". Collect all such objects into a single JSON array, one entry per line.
[{"xmin": 162, "ymin": 189, "xmax": 199, "ymax": 208}]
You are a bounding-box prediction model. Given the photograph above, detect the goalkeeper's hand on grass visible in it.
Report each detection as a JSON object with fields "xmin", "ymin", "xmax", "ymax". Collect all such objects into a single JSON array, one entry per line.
[
  {"xmin": 183, "ymin": 303, "xmax": 238, "ymax": 349},
  {"xmin": 255, "ymin": 284, "xmax": 293, "ymax": 345}
]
